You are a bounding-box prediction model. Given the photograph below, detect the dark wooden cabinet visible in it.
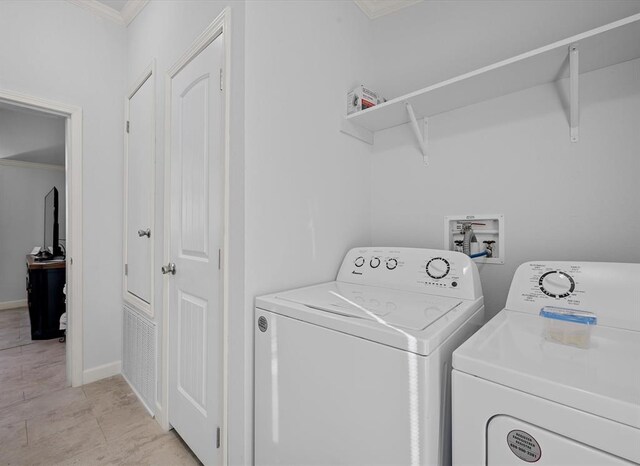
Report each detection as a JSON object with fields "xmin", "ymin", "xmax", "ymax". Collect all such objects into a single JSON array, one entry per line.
[{"xmin": 26, "ymin": 255, "xmax": 66, "ymax": 340}]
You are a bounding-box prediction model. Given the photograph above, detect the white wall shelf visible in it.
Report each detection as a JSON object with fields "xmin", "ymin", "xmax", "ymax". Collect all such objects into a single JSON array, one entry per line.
[{"xmin": 341, "ymin": 13, "xmax": 640, "ymax": 158}]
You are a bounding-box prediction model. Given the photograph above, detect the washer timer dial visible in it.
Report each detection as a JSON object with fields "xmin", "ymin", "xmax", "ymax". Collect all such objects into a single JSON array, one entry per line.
[
  {"xmin": 539, "ymin": 271, "xmax": 575, "ymax": 298},
  {"xmin": 426, "ymin": 257, "xmax": 450, "ymax": 279}
]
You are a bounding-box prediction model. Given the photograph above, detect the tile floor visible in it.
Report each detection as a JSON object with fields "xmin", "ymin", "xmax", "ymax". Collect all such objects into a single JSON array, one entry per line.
[
  {"xmin": 0, "ymin": 308, "xmax": 200, "ymax": 465},
  {"xmin": 0, "ymin": 307, "xmax": 34, "ymax": 351}
]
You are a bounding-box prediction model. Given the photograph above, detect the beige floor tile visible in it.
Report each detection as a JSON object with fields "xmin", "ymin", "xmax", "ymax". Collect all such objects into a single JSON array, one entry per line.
[
  {"xmin": 59, "ymin": 420, "xmax": 194, "ymax": 466},
  {"xmin": 7, "ymin": 416, "xmax": 106, "ymax": 466},
  {"xmin": 0, "ymin": 386, "xmax": 86, "ymax": 427},
  {"xmin": 87, "ymin": 385, "xmax": 138, "ymax": 419},
  {"xmin": 0, "ymin": 346, "xmax": 23, "ymax": 366},
  {"xmin": 125, "ymin": 433, "xmax": 202, "ymax": 466},
  {"xmin": 0, "ymin": 383, "xmax": 24, "ymax": 410},
  {"xmin": 26, "ymin": 398, "xmax": 93, "ymax": 444},
  {"xmin": 82, "ymin": 375, "xmax": 128, "ymax": 400},
  {"xmin": 94, "ymin": 401, "xmax": 155, "ymax": 442},
  {"xmin": 20, "ymin": 340, "xmax": 64, "ymax": 358},
  {"xmin": 0, "ymin": 420, "xmax": 27, "ymax": 448},
  {"xmin": 22, "ymin": 362, "xmax": 69, "ymax": 400},
  {"xmin": 0, "ymin": 363, "xmax": 22, "ymax": 383},
  {"xmin": 0, "ymin": 310, "xmax": 199, "ymax": 465}
]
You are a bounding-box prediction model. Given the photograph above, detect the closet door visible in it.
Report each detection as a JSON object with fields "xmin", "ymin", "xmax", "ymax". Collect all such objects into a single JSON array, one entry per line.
[{"xmin": 124, "ymin": 67, "xmax": 154, "ymax": 312}]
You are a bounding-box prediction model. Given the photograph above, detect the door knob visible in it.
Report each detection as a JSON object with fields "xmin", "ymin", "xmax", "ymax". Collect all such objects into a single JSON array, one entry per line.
[
  {"xmin": 162, "ymin": 262, "xmax": 176, "ymax": 275},
  {"xmin": 138, "ymin": 228, "xmax": 151, "ymax": 238}
]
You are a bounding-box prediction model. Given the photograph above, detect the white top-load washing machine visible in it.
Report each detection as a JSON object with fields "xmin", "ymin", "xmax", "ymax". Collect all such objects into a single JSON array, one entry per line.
[
  {"xmin": 254, "ymin": 247, "xmax": 484, "ymax": 466},
  {"xmin": 452, "ymin": 261, "xmax": 640, "ymax": 465}
]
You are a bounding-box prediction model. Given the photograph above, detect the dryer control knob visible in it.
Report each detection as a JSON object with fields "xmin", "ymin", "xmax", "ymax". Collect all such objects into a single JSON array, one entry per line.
[
  {"xmin": 370, "ymin": 257, "xmax": 381, "ymax": 268},
  {"xmin": 539, "ymin": 271, "xmax": 575, "ymax": 298}
]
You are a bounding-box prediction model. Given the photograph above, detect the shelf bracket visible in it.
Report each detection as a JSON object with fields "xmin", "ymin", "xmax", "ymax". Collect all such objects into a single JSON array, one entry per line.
[
  {"xmin": 569, "ymin": 44, "xmax": 579, "ymax": 143},
  {"xmin": 405, "ymin": 103, "xmax": 428, "ymax": 164}
]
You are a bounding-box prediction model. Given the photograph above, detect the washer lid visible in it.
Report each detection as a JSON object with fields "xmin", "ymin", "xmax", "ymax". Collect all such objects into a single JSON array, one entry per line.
[
  {"xmin": 256, "ymin": 281, "xmax": 481, "ymax": 355},
  {"xmin": 277, "ymin": 282, "xmax": 462, "ymax": 330},
  {"xmin": 453, "ymin": 310, "xmax": 640, "ymax": 429}
]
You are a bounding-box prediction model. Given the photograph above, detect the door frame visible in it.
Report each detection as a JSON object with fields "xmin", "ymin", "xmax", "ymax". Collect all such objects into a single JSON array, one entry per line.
[
  {"xmin": 123, "ymin": 61, "xmax": 156, "ymax": 317},
  {"xmin": 0, "ymin": 88, "xmax": 84, "ymax": 388},
  {"xmin": 160, "ymin": 8, "xmax": 231, "ymax": 463}
]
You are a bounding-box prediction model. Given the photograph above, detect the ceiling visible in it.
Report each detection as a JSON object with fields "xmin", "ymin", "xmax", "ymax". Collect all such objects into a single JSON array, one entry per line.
[
  {"xmin": 0, "ymin": 103, "xmax": 66, "ymax": 167},
  {"xmin": 97, "ymin": 0, "xmax": 129, "ymax": 12}
]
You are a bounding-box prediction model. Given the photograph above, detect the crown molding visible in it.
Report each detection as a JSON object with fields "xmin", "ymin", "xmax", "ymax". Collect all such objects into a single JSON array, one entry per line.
[
  {"xmin": 354, "ymin": 0, "xmax": 422, "ymax": 19},
  {"xmin": 120, "ymin": 0, "xmax": 149, "ymax": 25},
  {"xmin": 0, "ymin": 158, "xmax": 65, "ymax": 172},
  {"xmin": 66, "ymin": 0, "xmax": 149, "ymax": 27}
]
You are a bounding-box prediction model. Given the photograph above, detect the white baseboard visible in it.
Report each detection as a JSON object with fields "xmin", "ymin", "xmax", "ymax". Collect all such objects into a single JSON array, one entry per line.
[
  {"xmin": 0, "ymin": 299, "xmax": 27, "ymax": 311},
  {"xmin": 82, "ymin": 360, "xmax": 122, "ymax": 384}
]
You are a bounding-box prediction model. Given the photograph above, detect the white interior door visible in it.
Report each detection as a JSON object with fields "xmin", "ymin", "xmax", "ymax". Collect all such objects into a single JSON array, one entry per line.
[
  {"xmin": 167, "ymin": 32, "xmax": 224, "ymax": 466},
  {"xmin": 126, "ymin": 74, "xmax": 154, "ymax": 306}
]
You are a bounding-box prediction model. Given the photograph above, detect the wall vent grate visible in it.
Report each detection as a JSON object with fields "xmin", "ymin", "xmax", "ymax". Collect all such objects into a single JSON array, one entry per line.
[{"xmin": 123, "ymin": 305, "xmax": 156, "ymax": 413}]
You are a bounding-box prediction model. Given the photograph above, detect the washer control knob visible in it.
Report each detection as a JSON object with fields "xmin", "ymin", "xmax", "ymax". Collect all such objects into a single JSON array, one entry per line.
[
  {"xmin": 426, "ymin": 257, "xmax": 450, "ymax": 279},
  {"xmin": 386, "ymin": 258, "xmax": 398, "ymax": 270},
  {"xmin": 370, "ymin": 257, "xmax": 381, "ymax": 268},
  {"xmin": 354, "ymin": 256, "xmax": 365, "ymax": 267}
]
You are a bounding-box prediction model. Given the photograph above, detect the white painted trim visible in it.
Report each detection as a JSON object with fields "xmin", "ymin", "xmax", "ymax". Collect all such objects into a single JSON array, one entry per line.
[
  {"xmin": 123, "ymin": 61, "xmax": 156, "ymax": 318},
  {"xmin": 66, "ymin": 0, "xmax": 149, "ymax": 26},
  {"xmin": 161, "ymin": 9, "xmax": 231, "ymax": 462},
  {"xmin": 120, "ymin": 0, "xmax": 149, "ymax": 25},
  {"xmin": 354, "ymin": 0, "xmax": 422, "ymax": 19},
  {"xmin": 0, "ymin": 299, "xmax": 27, "ymax": 311},
  {"xmin": 0, "ymin": 159, "xmax": 65, "ymax": 171},
  {"xmin": 0, "ymin": 89, "xmax": 84, "ymax": 389},
  {"xmin": 67, "ymin": 0, "xmax": 125, "ymax": 26},
  {"xmin": 83, "ymin": 360, "xmax": 122, "ymax": 384}
]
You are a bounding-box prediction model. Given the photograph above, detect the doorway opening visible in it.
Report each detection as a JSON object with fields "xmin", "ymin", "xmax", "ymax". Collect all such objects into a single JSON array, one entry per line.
[{"xmin": 0, "ymin": 89, "xmax": 83, "ymax": 389}]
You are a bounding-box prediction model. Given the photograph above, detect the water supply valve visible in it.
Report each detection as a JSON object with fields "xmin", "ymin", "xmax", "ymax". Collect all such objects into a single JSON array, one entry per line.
[{"xmin": 483, "ymin": 240, "xmax": 496, "ymax": 258}]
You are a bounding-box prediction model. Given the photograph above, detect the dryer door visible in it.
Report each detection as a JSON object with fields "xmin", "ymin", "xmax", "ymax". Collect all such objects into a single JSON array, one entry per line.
[{"xmin": 487, "ymin": 415, "xmax": 634, "ymax": 465}]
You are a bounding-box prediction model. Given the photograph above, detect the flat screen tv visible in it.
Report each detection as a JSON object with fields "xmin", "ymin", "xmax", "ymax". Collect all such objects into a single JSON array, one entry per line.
[{"xmin": 43, "ymin": 187, "xmax": 62, "ymax": 258}]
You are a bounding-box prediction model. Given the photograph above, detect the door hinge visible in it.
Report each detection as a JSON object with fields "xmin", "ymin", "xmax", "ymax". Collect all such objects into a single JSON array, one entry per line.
[
  {"xmin": 126, "ymin": 121, "xmax": 130, "ymax": 133},
  {"xmin": 218, "ymin": 249, "xmax": 221, "ymax": 270},
  {"xmin": 216, "ymin": 427, "xmax": 221, "ymax": 448},
  {"xmin": 124, "ymin": 264, "xmax": 128, "ymax": 276},
  {"xmin": 219, "ymin": 68, "xmax": 223, "ymax": 91}
]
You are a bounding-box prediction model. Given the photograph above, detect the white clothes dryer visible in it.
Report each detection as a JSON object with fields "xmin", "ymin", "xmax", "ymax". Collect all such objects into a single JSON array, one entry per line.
[
  {"xmin": 452, "ymin": 261, "xmax": 640, "ymax": 465},
  {"xmin": 254, "ymin": 247, "xmax": 485, "ymax": 466}
]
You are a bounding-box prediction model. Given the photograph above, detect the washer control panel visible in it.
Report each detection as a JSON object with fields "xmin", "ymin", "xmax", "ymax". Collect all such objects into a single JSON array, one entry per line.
[
  {"xmin": 505, "ymin": 261, "xmax": 640, "ymax": 331},
  {"xmin": 338, "ymin": 247, "xmax": 482, "ymax": 301}
]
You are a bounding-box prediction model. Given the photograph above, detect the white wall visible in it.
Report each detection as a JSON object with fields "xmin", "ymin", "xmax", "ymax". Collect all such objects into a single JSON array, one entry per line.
[
  {"xmin": 0, "ymin": 1, "xmax": 126, "ymax": 370},
  {"xmin": 0, "ymin": 165, "xmax": 65, "ymax": 302},
  {"xmin": 125, "ymin": 1, "xmax": 246, "ymax": 460},
  {"xmin": 370, "ymin": 46, "xmax": 640, "ymax": 318},
  {"xmin": 244, "ymin": 1, "xmax": 373, "ymax": 461},
  {"xmin": 369, "ymin": 0, "xmax": 640, "ymax": 99},
  {"xmin": 127, "ymin": 2, "xmax": 374, "ymax": 462}
]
